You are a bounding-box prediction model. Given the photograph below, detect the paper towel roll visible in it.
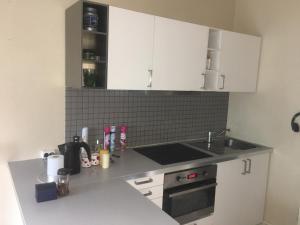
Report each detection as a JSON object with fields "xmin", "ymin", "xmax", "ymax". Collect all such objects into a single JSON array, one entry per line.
[{"xmin": 47, "ymin": 155, "xmax": 64, "ymax": 177}]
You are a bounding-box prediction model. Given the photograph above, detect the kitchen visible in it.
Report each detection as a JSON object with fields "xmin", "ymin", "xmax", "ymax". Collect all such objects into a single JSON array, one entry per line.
[{"xmin": 1, "ymin": 1, "xmax": 300, "ymax": 225}]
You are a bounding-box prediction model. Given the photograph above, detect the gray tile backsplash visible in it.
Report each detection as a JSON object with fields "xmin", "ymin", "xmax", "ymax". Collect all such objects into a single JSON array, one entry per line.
[{"xmin": 66, "ymin": 88, "xmax": 229, "ymax": 149}]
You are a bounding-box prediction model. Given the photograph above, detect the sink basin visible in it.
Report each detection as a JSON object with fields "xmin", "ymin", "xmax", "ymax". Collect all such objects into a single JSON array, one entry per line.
[
  {"xmin": 224, "ymin": 138, "xmax": 257, "ymax": 150},
  {"xmin": 188, "ymin": 138, "xmax": 257, "ymax": 155}
]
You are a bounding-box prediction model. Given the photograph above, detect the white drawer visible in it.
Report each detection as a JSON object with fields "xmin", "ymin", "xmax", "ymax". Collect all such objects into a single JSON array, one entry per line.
[
  {"xmin": 151, "ymin": 197, "xmax": 163, "ymax": 209},
  {"xmin": 127, "ymin": 174, "xmax": 164, "ymax": 190},
  {"xmin": 139, "ymin": 185, "xmax": 163, "ymax": 200}
]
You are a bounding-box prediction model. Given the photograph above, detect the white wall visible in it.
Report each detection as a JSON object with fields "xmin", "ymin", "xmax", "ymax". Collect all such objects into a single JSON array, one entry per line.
[
  {"xmin": 228, "ymin": 1, "xmax": 300, "ymax": 225},
  {"xmin": 0, "ymin": 0, "xmax": 235, "ymax": 224}
]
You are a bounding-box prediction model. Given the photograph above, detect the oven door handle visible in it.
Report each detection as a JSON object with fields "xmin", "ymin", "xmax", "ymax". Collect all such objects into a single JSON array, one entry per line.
[{"xmin": 168, "ymin": 183, "xmax": 217, "ymax": 198}]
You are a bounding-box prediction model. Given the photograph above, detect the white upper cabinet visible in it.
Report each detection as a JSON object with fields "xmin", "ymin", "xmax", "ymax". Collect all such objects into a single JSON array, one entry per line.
[
  {"xmin": 107, "ymin": 6, "xmax": 155, "ymax": 90},
  {"xmin": 218, "ymin": 31, "xmax": 261, "ymax": 92},
  {"xmin": 152, "ymin": 17, "xmax": 209, "ymax": 91},
  {"xmin": 106, "ymin": 7, "xmax": 261, "ymax": 92}
]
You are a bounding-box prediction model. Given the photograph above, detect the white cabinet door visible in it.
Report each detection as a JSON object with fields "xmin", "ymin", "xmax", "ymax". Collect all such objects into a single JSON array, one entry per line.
[
  {"xmin": 214, "ymin": 153, "xmax": 270, "ymax": 225},
  {"xmin": 218, "ymin": 31, "xmax": 261, "ymax": 92},
  {"xmin": 240, "ymin": 153, "xmax": 270, "ymax": 225},
  {"xmin": 152, "ymin": 17, "xmax": 209, "ymax": 91},
  {"xmin": 107, "ymin": 7, "xmax": 154, "ymax": 90},
  {"xmin": 214, "ymin": 158, "xmax": 245, "ymax": 225}
]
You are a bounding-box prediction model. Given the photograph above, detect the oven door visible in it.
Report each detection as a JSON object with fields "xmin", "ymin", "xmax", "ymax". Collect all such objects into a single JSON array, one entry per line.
[{"xmin": 163, "ymin": 179, "xmax": 217, "ymax": 224}]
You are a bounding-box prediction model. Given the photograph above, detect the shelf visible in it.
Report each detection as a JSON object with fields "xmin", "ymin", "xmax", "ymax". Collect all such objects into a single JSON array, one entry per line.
[{"xmin": 83, "ymin": 29, "xmax": 107, "ymax": 36}]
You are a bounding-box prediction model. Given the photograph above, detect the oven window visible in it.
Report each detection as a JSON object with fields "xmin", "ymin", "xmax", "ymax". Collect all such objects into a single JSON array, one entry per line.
[{"xmin": 163, "ymin": 179, "xmax": 216, "ymax": 220}]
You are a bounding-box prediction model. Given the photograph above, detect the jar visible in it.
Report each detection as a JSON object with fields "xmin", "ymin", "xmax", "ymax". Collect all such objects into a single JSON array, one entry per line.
[
  {"xmin": 57, "ymin": 168, "xmax": 70, "ymax": 196},
  {"xmin": 99, "ymin": 149, "xmax": 109, "ymax": 165},
  {"xmin": 83, "ymin": 7, "xmax": 98, "ymax": 31},
  {"xmin": 101, "ymin": 151, "xmax": 110, "ymax": 169}
]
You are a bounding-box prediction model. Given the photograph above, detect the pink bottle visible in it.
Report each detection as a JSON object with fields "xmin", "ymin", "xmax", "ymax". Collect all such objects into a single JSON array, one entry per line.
[
  {"xmin": 103, "ymin": 127, "xmax": 110, "ymax": 150},
  {"xmin": 120, "ymin": 125, "xmax": 127, "ymax": 151}
]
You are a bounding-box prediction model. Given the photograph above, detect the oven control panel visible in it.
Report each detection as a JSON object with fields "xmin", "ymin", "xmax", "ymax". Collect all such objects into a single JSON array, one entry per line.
[{"xmin": 164, "ymin": 165, "xmax": 217, "ymax": 189}]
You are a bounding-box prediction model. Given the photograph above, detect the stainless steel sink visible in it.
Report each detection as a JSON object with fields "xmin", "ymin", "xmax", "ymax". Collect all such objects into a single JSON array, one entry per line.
[
  {"xmin": 224, "ymin": 138, "xmax": 257, "ymax": 150},
  {"xmin": 187, "ymin": 138, "xmax": 258, "ymax": 155}
]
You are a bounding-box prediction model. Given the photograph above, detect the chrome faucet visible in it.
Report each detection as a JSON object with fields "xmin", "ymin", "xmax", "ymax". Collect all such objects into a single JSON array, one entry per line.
[{"xmin": 207, "ymin": 128, "xmax": 230, "ymax": 143}]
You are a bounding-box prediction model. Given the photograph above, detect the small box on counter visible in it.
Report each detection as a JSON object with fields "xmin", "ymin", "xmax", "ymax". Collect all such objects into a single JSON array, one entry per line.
[{"xmin": 35, "ymin": 182, "xmax": 57, "ymax": 203}]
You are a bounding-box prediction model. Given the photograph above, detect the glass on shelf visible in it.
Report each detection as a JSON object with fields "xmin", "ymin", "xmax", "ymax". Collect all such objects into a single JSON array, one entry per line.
[{"xmin": 83, "ymin": 68, "xmax": 96, "ymax": 88}]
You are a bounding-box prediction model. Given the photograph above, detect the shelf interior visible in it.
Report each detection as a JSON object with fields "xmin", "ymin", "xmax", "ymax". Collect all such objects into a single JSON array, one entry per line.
[
  {"xmin": 83, "ymin": 2, "xmax": 108, "ymax": 33},
  {"xmin": 82, "ymin": 2, "xmax": 108, "ymax": 89}
]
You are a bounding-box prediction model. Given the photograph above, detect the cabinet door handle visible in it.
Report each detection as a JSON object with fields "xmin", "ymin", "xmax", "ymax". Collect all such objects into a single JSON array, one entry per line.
[
  {"xmin": 147, "ymin": 69, "xmax": 153, "ymax": 88},
  {"xmin": 201, "ymin": 73, "xmax": 206, "ymax": 89},
  {"xmin": 246, "ymin": 159, "xmax": 252, "ymax": 174},
  {"xmin": 134, "ymin": 178, "xmax": 153, "ymax": 185},
  {"xmin": 242, "ymin": 160, "xmax": 247, "ymax": 175},
  {"xmin": 219, "ymin": 74, "xmax": 225, "ymax": 90},
  {"xmin": 143, "ymin": 190, "xmax": 153, "ymax": 197}
]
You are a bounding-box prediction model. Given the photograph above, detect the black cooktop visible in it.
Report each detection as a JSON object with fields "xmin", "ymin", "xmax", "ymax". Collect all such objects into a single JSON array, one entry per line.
[{"xmin": 134, "ymin": 143, "xmax": 212, "ymax": 165}]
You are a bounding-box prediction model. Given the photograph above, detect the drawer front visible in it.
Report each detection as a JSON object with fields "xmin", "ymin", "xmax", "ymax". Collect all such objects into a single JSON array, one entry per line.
[
  {"xmin": 139, "ymin": 185, "xmax": 163, "ymax": 200},
  {"xmin": 151, "ymin": 197, "xmax": 163, "ymax": 209},
  {"xmin": 127, "ymin": 174, "xmax": 164, "ymax": 190}
]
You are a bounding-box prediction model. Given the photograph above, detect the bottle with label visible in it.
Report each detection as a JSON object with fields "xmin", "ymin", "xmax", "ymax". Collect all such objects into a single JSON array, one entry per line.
[
  {"xmin": 120, "ymin": 125, "xmax": 127, "ymax": 151},
  {"xmin": 101, "ymin": 150, "xmax": 110, "ymax": 169},
  {"xmin": 103, "ymin": 127, "xmax": 110, "ymax": 150},
  {"xmin": 110, "ymin": 126, "xmax": 116, "ymax": 152}
]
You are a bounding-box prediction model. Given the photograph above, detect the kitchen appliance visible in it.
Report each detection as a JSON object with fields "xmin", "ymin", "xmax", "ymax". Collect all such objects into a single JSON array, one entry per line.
[
  {"xmin": 134, "ymin": 143, "xmax": 212, "ymax": 165},
  {"xmin": 58, "ymin": 136, "xmax": 91, "ymax": 175},
  {"xmin": 163, "ymin": 165, "xmax": 217, "ymax": 224}
]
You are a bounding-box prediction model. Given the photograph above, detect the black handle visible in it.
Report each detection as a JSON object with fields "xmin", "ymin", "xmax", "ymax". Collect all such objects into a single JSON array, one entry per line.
[{"xmin": 79, "ymin": 142, "xmax": 91, "ymax": 161}]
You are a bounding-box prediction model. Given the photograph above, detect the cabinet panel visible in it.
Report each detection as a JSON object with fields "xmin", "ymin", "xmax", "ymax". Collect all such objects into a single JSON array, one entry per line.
[
  {"xmin": 214, "ymin": 153, "xmax": 270, "ymax": 225},
  {"xmin": 152, "ymin": 197, "xmax": 163, "ymax": 209},
  {"xmin": 218, "ymin": 31, "xmax": 261, "ymax": 92},
  {"xmin": 240, "ymin": 153, "xmax": 270, "ymax": 225},
  {"xmin": 126, "ymin": 174, "xmax": 164, "ymax": 190},
  {"xmin": 107, "ymin": 6, "xmax": 155, "ymax": 90},
  {"xmin": 152, "ymin": 17, "xmax": 209, "ymax": 91},
  {"xmin": 139, "ymin": 185, "xmax": 163, "ymax": 200},
  {"xmin": 214, "ymin": 159, "xmax": 245, "ymax": 225}
]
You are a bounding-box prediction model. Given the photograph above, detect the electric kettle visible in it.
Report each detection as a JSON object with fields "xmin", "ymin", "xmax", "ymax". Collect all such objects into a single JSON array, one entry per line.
[{"xmin": 58, "ymin": 136, "xmax": 91, "ymax": 175}]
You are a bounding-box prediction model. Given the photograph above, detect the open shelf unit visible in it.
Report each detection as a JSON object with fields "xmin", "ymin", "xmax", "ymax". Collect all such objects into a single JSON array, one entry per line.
[
  {"xmin": 66, "ymin": 0, "xmax": 108, "ymax": 89},
  {"xmin": 204, "ymin": 28, "xmax": 222, "ymax": 90}
]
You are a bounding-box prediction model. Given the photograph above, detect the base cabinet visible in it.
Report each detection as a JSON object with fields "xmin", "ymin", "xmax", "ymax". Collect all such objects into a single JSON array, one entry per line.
[
  {"xmin": 126, "ymin": 174, "xmax": 164, "ymax": 209},
  {"xmin": 214, "ymin": 153, "xmax": 270, "ymax": 225}
]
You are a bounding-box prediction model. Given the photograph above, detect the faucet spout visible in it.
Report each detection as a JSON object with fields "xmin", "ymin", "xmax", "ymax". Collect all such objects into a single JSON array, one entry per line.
[{"xmin": 207, "ymin": 128, "xmax": 230, "ymax": 143}]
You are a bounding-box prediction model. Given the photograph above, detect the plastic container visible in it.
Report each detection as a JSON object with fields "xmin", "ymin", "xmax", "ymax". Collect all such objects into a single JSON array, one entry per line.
[
  {"xmin": 110, "ymin": 126, "xmax": 116, "ymax": 152},
  {"xmin": 101, "ymin": 151, "xmax": 110, "ymax": 169},
  {"xmin": 120, "ymin": 125, "xmax": 127, "ymax": 151},
  {"xmin": 103, "ymin": 127, "xmax": 110, "ymax": 150},
  {"xmin": 99, "ymin": 149, "xmax": 109, "ymax": 165}
]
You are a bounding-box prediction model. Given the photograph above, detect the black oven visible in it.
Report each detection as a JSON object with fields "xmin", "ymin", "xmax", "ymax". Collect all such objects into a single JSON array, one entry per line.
[{"xmin": 162, "ymin": 165, "xmax": 217, "ymax": 224}]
